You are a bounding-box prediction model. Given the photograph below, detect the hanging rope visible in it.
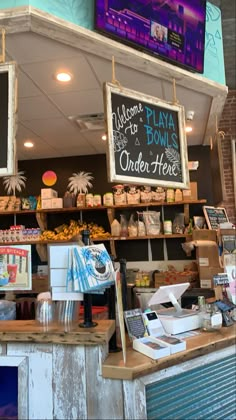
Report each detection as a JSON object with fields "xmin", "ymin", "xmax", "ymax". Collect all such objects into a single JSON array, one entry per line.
[{"xmin": 111, "ymin": 56, "xmax": 122, "ymax": 87}]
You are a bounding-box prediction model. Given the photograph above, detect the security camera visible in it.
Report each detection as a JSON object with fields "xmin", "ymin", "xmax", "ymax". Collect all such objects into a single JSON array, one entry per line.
[{"xmin": 186, "ymin": 110, "xmax": 195, "ymax": 121}]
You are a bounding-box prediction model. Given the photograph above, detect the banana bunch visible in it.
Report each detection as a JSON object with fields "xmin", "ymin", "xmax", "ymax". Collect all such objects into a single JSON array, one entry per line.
[{"xmin": 40, "ymin": 220, "xmax": 110, "ymax": 241}]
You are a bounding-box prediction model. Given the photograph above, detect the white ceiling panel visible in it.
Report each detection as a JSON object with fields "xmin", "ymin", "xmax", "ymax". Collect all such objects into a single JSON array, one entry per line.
[
  {"xmin": 17, "ymin": 70, "xmax": 42, "ymax": 98},
  {"xmin": 49, "ymin": 89, "xmax": 104, "ymax": 117},
  {"xmin": 21, "ymin": 56, "xmax": 101, "ymax": 94},
  {"xmin": 18, "ymin": 96, "xmax": 63, "ymax": 121},
  {"xmin": 22, "ymin": 117, "xmax": 86, "ymax": 143},
  {"xmin": 81, "ymin": 131, "xmax": 107, "ymax": 154}
]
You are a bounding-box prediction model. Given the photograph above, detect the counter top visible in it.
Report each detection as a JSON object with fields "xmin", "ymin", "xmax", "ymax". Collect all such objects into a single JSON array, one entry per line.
[
  {"xmin": 102, "ymin": 325, "xmax": 236, "ymax": 380},
  {"xmin": 0, "ymin": 319, "xmax": 115, "ymax": 345}
]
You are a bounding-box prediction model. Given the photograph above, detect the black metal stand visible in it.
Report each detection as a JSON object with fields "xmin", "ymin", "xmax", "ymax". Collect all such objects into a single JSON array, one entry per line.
[
  {"xmin": 79, "ymin": 293, "xmax": 97, "ymax": 328},
  {"xmin": 79, "ymin": 229, "xmax": 97, "ymax": 329}
]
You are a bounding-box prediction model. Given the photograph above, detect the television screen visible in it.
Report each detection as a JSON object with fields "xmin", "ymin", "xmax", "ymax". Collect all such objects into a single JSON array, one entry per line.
[{"xmin": 95, "ymin": 0, "xmax": 206, "ymax": 73}]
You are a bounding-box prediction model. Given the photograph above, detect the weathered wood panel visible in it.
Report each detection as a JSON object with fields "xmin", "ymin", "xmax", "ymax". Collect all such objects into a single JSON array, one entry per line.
[
  {"xmin": 123, "ymin": 379, "xmax": 147, "ymax": 420},
  {"xmin": 7, "ymin": 343, "xmax": 53, "ymax": 420},
  {"xmin": 18, "ymin": 357, "xmax": 29, "ymax": 420},
  {"xmin": 53, "ymin": 344, "xmax": 87, "ymax": 420},
  {"xmin": 0, "ymin": 319, "xmax": 115, "ymax": 345},
  {"xmin": 86, "ymin": 345, "xmax": 124, "ymax": 419},
  {"xmin": 0, "ymin": 343, "xmax": 6, "ymax": 354}
]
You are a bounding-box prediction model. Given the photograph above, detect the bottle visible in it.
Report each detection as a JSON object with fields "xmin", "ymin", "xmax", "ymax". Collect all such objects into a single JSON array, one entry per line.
[
  {"xmin": 120, "ymin": 214, "xmax": 128, "ymax": 237},
  {"xmin": 164, "ymin": 220, "xmax": 172, "ymax": 234}
]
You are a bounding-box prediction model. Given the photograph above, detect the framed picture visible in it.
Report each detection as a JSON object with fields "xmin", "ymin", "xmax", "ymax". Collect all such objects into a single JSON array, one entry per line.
[
  {"xmin": 0, "ymin": 62, "xmax": 17, "ymax": 175},
  {"xmin": 0, "ymin": 245, "xmax": 32, "ymax": 291},
  {"xmin": 104, "ymin": 82, "xmax": 189, "ymax": 189}
]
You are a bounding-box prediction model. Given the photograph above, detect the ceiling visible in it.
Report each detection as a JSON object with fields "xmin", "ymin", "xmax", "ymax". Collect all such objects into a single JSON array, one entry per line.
[{"xmin": 0, "ymin": 5, "xmax": 230, "ymax": 162}]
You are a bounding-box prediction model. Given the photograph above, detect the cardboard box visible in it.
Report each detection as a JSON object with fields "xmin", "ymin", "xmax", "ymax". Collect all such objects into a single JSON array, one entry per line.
[
  {"xmin": 41, "ymin": 188, "xmax": 58, "ymax": 199},
  {"xmin": 32, "ymin": 275, "xmax": 49, "ymax": 293},
  {"xmin": 133, "ymin": 336, "xmax": 170, "ymax": 360},
  {"xmin": 50, "ymin": 268, "xmax": 67, "ymax": 287},
  {"xmin": 192, "ymin": 230, "xmax": 217, "ymax": 242},
  {"xmin": 41, "ymin": 198, "xmax": 52, "ymax": 209},
  {"xmin": 51, "ymin": 287, "xmax": 83, "ymax": 301},
  {"xmin": 48, "ymin": 244, "xmax": 77, "ymax": 268},
  {"xmin": 183, "ymin": 182, "xmax": 198, "ymax": 201},
  {"xmin": 199, "ymin": 266, "xmax": 224, "ymax": 288},
  {"xmin": 196, "ymin": 242, "xmax": 220, "ymax": 267},
  {"xmin": 51, "ymin": 198, "xmax": 63, "ymax": 209},
  {"xmin": 154, "ymin": 271, "xmax": 198, "ymax": 288}
]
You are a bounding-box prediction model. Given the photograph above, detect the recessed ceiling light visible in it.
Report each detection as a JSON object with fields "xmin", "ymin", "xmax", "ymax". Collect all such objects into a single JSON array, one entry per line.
[
  {"xmin": 55, "ymin": 72, "xmax": 72, "ymax": 82},
  {"xmin": 24, "ymin": 141, "xmax": 34, "ymax": 148},
  {"xmin": 185, "ymin": 126, "xmax": 193, "ymax": 133},
  {"xmin": 101, "ymin": 134, "xmax": 107, "ymax": 141}
]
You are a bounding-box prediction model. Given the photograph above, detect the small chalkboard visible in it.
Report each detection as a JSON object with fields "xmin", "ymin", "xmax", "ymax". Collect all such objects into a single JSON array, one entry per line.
[
  {"xmin": 104, "ymin": 82, "xmax": 189, "ymax": 189},
  {"xmin": 203, "ymin": 206, "xmax": 229, "ymax": 230},
  {"xmin": 0, "ymin": 62, "xmax": 17, "ymax": 175}
]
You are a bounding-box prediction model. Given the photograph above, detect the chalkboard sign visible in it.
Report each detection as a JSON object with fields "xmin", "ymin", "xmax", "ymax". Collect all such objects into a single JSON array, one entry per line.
[
  {"xmin": 0, "ymin": 62, "xmax": 17, "ymax": 175},
  {"xmin": 203, "ymin": 206, "xmax": 229, "ymax": 230},
  {"xmin": 104, "ymin": 82, "xmax": 189, "ymax": 188}
]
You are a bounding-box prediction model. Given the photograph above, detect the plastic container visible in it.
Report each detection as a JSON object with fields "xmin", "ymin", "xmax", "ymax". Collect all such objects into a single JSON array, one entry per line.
[
  {"xmin": 86, "ymin": 193, "xmax": 94, "ymax": 207},
  {"xmin": 0, "ymin": 301, "xmax": 16, "ymax": 320},
  {"xmin": 164, "ymin": 220, "xmax": 172, "ymax": 234},
  {"xmin": 93, "ymin": 194, "xmax": 102, "ymax": 207},
  {"xmin": 103, "ymin": 193, "xmax": 114, "ymax": 206}
]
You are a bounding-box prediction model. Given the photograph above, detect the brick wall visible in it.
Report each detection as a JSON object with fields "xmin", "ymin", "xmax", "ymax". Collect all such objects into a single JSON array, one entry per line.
[{"xmin": 218, "ymin": 90, "xmax": 236, "ymax": 224}]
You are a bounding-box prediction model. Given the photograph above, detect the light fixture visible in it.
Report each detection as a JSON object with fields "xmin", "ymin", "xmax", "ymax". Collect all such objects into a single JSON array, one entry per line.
[
  {"xmin": 185, "ymin": 126, "xmax": 193, "ymax": 133},
  {"xmin": 55, "ymin": 72, "xmax": 72, "ymax": 83},
  {"xmin": 101, "ymin": 134, "xmax": 107, "ymax": 141},
  {"xmin": 24, "ymin": 141, "xmax": 34, "ymax": 148}
]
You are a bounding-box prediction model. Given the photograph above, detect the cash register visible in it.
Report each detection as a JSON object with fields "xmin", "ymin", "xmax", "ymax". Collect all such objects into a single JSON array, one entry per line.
[{"xmin": 148, "ymin": 283, "xmax": 202, "ymax": 334}]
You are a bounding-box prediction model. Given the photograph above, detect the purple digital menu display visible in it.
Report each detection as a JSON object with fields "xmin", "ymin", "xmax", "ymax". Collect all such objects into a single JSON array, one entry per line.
[{"xmin": 95, "ymin": 0, "xmax": 206, "ymax": 73}]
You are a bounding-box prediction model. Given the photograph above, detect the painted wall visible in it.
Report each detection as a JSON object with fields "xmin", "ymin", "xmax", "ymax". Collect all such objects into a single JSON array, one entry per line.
[{"xmin": 0, "ymin": 1, "xmax": 225, "ymax": 85}]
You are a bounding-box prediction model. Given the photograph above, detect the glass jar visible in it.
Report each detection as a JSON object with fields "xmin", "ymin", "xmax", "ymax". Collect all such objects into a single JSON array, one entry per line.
[{"xmin": 202, "ymin": 301, "xmax": 222, "ymax": 332}]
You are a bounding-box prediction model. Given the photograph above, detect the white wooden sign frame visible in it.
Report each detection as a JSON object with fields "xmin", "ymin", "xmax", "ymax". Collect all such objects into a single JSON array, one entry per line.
[
  {"xmin": 0, "ymin": 62, "xmax": 17, "ymax": 175},
  {"xmin": 203, "ymin": 205, "xmax": 229, "ymax": 230},
  {"xmin": 104, "ymin": 82, "xmax": 190, "ymax": 189},
  {"xmin": 0, "ymin": 356, "xmax": 28, "ymax": 419}
]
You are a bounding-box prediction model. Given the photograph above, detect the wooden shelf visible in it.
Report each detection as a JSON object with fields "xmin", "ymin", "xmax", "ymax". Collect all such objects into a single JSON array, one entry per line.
[
  {"xmin": 0, "ymin": 234, "xmax": 192, "ymax": 246},
  {"xmin": 93, "ymin": 234, "xmax": 191, "ymax": 241},
  {"xmin": 0, "ymin": 199, "xmax": 207, "ymax": 216}
]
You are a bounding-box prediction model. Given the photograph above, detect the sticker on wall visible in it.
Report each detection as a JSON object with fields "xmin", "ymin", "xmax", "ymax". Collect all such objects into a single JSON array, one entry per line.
[{"xmin": 42, "ymin": 170, "xmax": 57, "ymax": 186}]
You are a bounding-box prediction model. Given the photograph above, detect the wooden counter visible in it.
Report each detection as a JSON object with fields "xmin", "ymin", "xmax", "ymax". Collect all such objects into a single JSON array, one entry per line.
[
  {"xmin": 102, "ymin": 325, "xmax": 236, "ymax": 380},
  {"xmin": 0, "ymin": 319, "xmax": 115, "ymax": 345},
  {"xmin": 0, "ymin": 321, "xmax": 235, "ymax": 419}
]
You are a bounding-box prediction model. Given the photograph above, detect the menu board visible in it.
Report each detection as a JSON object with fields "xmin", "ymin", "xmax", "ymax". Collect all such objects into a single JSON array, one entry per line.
[
  {"xmin": 0, "ymin": 62, "xmax": 17, "ymax": 175},
  {"xmin": 203, "ymin": 206, "xmax": 229, "ymax": 230},
  {"xmin": 104, "ymin": 82, "xmax": 189, "ymax": 189}
]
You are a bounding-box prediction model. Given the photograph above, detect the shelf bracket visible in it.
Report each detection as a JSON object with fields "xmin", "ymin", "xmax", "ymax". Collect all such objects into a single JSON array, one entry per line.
[
  {"xmin": 36, "ymin": 243, "xmax": 48, "ymax": 262},
  {"xmin": 107, "ymin": 208, "xmax": 115, "ymax": 226},
  {"xmin": 36, "ymin": 212, "xmax": 47, "ymax": 231},
  {"xmin": 184, "ymin": 204, "xmax": 190, "ymax": 224}
]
